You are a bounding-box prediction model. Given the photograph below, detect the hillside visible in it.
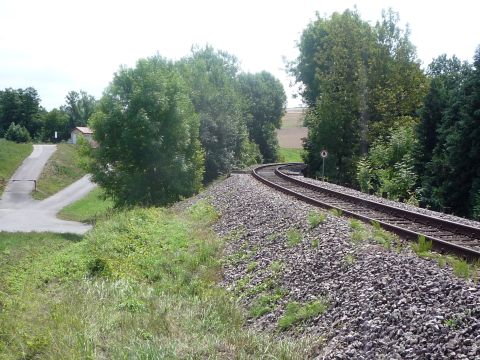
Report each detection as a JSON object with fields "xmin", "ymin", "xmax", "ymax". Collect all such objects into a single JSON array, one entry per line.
[{"xmin": 0, "ymin": 140, "xmax": 33, "ymax": 196}]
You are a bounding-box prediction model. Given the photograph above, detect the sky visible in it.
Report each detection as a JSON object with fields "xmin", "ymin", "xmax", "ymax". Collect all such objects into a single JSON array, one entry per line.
[{"xmin": 0, "ymin": 0, "xmax": 479, "ymax": 110}]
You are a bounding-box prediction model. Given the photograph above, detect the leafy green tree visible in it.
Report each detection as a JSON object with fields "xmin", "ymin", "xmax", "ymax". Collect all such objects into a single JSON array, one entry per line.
[
  {"xmin": 237, "ymin": 71, "xmax": 287, "ymax": 162},
  {"xmin": 177, "ymin": 46, "xmax": 260, "ymax": 182},
  {"xmin": 291, "ymin": 10, "xmax": 375, "ymax": 183},
  {"xmin": 0, "ymin": 87, "xmax": 43, "ymax": 138},
  {"xmin": 61, "ymin": 90, "xmax": 97, "ymax": 130},
  {"xmin": 437, "ymin": 47, "xmax": 480, "ymax": 218},
  {"xmin": 291, "ymin": 9, "xmax": 426, "ymax": 184},
  {"xmin": 5, "ymin": 122, "xmax": 31, "ymax": 143},
  {"xmin": 40, "ymin": 109, "xmax": 70, "ymax": 142},
  {"xmin": 86, "ymin": 56, "xmax": 204, "ymax": 206},
  {"xmin": 416, "ymin": 55, "xmax": 474, "ymax": 213}
]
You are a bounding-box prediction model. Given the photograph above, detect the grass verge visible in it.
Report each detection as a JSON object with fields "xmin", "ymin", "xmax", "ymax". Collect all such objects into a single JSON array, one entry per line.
[
  {"xmin": 0, "ymin": 139, "xmax": 33, "ymax": 195},
  {"xmin": 58, "ymin": 187, "xmax": 114, "ymax": 223},
  {"xmin": 32, "ymin": 143, "xmax": 87, "ymax": 200},
  {"xmin": 0, "ymin": 200, "xmax": 312, "ymax": 358},
  {"xmin": 278, "ymin": 148, "xmax": 304, "ymax": 163}
]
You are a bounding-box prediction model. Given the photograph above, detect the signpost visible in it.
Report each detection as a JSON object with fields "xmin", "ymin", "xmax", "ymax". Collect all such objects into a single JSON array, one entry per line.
[{"xmin": 320, "ymin": 149, "xmax": 328, "ymax": 180}]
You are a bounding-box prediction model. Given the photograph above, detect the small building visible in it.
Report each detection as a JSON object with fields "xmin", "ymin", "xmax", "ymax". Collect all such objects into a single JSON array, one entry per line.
[{"xmin": 71, "ymin": 127, "xmax": 93, "ymax": 145}]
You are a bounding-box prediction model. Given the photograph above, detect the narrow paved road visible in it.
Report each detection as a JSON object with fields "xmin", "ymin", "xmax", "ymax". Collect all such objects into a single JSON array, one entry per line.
[{"xmin": 0, "ymin": 144, "xmax": 96, "ymax": 234}]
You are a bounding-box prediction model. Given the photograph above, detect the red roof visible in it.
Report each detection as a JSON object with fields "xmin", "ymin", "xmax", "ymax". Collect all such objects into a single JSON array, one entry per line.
[{"xmin": 74, "ymin": 127, "xmax": 93, "ymax": 134}]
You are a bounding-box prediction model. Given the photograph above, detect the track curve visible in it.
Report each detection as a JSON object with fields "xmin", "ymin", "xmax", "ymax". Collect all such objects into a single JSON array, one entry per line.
[{"xmin": 252, "ymin": 163, "xmax": 480, "ymax": 260}]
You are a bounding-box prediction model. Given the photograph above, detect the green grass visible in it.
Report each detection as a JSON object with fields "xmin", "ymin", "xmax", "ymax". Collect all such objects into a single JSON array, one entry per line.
[
  {"xmin": 308, "ymin": 210, "xmax": 326, "ymax": 228},
  {"xmin": 371, "ymin": 220, "xmax": 395, "ymax": 249},
  {"xmin": 286, "ymin": 228, "xmax": 302, "ymax": 247},
  {"xmin": 412, "ymin": 234, "xmax": 433, "ymax": 255},
  {"xmin": 58, "ymin": 187, "xmax": 114, "ymax": 223},
  {"xmin": 329, "ymin": 208, "xmax": 343, "ymax": 217},
  {"xmin": 32, "ymin": 143, "xmax": 87, "ymax": 200},
  {"xmin": 278, "ymin": 299, "xmax": 329, "ymax": 331},
  {"xmin": 278, "ymin": 148, "xmax": 304, "ymax": 162},
  {"xmin": 0, "ymin": 139, "xmax": 33, "ymax": 195},
  {"xmin": 249, "ymin": 289, "xmax": 285, "ymax": 319},
  {"xmin": 0, "ymin": 201, "xmax": 312, "ymax": 358}
]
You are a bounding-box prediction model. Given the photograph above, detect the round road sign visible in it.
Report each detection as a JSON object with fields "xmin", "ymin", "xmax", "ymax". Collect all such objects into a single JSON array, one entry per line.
[{"xmin": 320, "ymin": 149, "xmax": 328, "ymax": 158}]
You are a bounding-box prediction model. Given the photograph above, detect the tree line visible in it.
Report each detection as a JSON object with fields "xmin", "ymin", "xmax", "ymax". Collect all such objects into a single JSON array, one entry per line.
[
  {"xmin": 80, "ymin": 46, "xmax": 286, "ymax": 206},
  {"xmin": 291, "ymin": 9, "xmax": 480, "ymax": 220},
  {"xmin": 0, "ymin": 88, "xmax": 96, "ymax": 143},
  {"xmin": 1, "ymin": 46, "xmax": 287, "ymax": 207}
]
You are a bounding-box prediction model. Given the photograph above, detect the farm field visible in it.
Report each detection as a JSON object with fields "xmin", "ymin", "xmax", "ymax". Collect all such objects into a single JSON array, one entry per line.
[{"xmin": 277, "ymin": 108, "xmax": 308, "ymax": 149}]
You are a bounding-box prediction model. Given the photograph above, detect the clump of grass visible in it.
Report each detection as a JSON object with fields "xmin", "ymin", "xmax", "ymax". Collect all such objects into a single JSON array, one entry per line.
[
  {"xmin": 308, "ymin": 210, "xmax": 326, "ymax": 228},
  {"xmin": 350, "ymin": 219, "xmax": 368, "ymax": 244},
  {"xmin": 412, "ymin": 234, "xmax": 433, "ymax": 255},
  {"xmin": 371, "ymin": 221, "xmax": 394, "ymax": 249},
  {"xmin": 269, "ymin": 260, "xmax": 284, "ymax": 275},
  {"xmin": 451, "ymin": 258, "xmax": 471, "ymax": 279},
  {"xmin": 344, "ymin": 253, "xmax": 356, "ymax": 266},
  {"xmin": 349, "ymin": 219, "xmax": 364, "ymax": 231},
  {"xmin": 329, "ymin": 208, "xmax": 343, "ymax": 217},
  {"xmin": 286, "ymin": 228, "xmax": 302, "ymax": 247},
  {"xmin": 246, "ymin": 261, "xmax": 258, "ymax": 273},
  {"xmin": 249, "ymin": 289, "xmax": 285, "ymax": 318},
  {"xmin": 278, "ymin": 299, "xmax": 329, "ymax": 331},
  {"xmin": 311, "ymin": 238, "xmax": 319, "ymax": 248}
]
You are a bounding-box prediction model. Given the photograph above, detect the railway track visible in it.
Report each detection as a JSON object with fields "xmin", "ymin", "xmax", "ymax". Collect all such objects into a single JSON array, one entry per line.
[{"xmin": 252, "ymin": 163, "xmax": 480, "ymax": 260}]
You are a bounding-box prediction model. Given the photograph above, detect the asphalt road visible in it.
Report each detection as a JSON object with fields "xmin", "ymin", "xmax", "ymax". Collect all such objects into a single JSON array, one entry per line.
[{"xmin": 0, "ymin": 144, "xmax": 96, "ymax": 234}]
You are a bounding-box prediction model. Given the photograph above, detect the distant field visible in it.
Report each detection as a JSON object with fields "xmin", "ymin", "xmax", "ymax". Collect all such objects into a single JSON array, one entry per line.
[
  {"xmin": 0, "ymin": 139, "xmax": 33, "ymax": 195},
  {"xmin": 277, "ymin": 108, "xmax": 308, "ymax": 149},
  {"xmin": 279, "ymin": 148, "xmax": 304, "ymax": 163}
]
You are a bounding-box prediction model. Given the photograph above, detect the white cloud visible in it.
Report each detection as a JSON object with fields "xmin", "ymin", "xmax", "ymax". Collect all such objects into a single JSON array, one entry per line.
[{"xmin": 0, "ymin": 0, "xmax": 478, "ymax": 109}]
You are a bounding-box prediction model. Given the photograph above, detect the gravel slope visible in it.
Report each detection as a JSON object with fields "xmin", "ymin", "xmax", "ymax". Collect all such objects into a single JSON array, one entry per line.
[{"xmin": 191, "ymin": 174, "xmax": 480, "ymax": 359}]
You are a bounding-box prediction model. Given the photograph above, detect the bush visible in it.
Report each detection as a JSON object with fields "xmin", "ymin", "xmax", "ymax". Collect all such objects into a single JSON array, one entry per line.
[{"xmin": 5, "ymin": 122, "xmax": 31, "ymax": 143}]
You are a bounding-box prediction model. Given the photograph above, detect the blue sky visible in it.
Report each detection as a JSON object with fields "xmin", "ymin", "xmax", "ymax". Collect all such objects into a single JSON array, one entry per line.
[{"xmin": 1, "ymin": 0, "xmax": 478, "ymax": 109}]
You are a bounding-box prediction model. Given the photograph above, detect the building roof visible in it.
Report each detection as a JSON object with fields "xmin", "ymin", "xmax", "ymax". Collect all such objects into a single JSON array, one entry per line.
[{"xmin": 74, "ymin": 127, "xmax": 93, "ymax": 134}]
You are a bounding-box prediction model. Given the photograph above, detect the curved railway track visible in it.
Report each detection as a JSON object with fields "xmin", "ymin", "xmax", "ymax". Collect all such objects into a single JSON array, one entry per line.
[{"xmin": 252, "ymin": 163, "xmax": 480, "ymax": 260}]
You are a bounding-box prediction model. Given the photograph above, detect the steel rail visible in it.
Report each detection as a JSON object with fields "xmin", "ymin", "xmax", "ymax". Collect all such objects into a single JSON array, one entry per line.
[{"xmin": 252, "ymin": 163, "xmax": 480, "ymax": 260}]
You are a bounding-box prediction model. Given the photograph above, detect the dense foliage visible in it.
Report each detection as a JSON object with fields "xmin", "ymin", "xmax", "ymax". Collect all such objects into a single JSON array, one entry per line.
[
  {"xmin": 0, "ymin": 87, "xmax": 97, "ymax": 142},
  {"xmin": 86, "ymin": 56, "xmax": 204, "ymax": 206},
  {"xmin": 0, "ymin": 87, "xmax": 43, "ymax": 139},
  {"xmin": 416, "ymin": 50, "xmax": 480, "ymax": 218},
  {"xmin": 177, "ymin": 47, "xmax": 260, "ymax": 182},
  {"xmin": 237, "ymin": 71, "xmax": 287, "ymax": 163},
  {"xmin": 293, "ymin": 8, "xmax": 480, "ymax": 219},
  {"xmin": 292, "ymin": 9, "xmax": 427, "ymax": 184}
]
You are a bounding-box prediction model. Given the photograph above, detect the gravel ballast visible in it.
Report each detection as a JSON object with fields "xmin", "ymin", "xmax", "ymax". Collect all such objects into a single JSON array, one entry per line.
[{"xmin": 190, "ymin": 173, "xmax": 480, "ymax": 359}]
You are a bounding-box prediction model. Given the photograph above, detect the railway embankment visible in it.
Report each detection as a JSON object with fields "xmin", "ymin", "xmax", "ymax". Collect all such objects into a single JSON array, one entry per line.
[{"xmin": 192, "ymin": 173, "xmax": 480, "ymax": 359}]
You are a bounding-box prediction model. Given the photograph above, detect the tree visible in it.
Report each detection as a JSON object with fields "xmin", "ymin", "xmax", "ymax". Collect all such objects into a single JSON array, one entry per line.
[
  {"xmin": 237, "ymin": 71, "xmax": 287, "ymax": 162},
  {"xmin": 290, "ymin": 9, "xmax": 427, "ymax": 185},
  {"xmin": 5, "ymin": 122, "xmax": 31, "ymax": 143},
  {"xmin": 0, "ymin": 87, "xmax": 43, "ymax": 138},
  {"xmin": 40, "ymin": 109, "xmax": 70, "ymax": 142},
  {"xmin": 86, "ymin": 56, "xmax": 204, "ymax": 206},
  {"xmin": 416, "ymin": 55, "xmax": 473, "ymax": 212},
  {"xmin": 291, "ymin": 10, "xmax": 375, "ymax": 183},
  {"xmin": 177, "ymin": 46, "xmax": 260, "ymax": 182},
  {"xmin": 61, "ymin": 90, "xmax": 97, "ymax": 130}
]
